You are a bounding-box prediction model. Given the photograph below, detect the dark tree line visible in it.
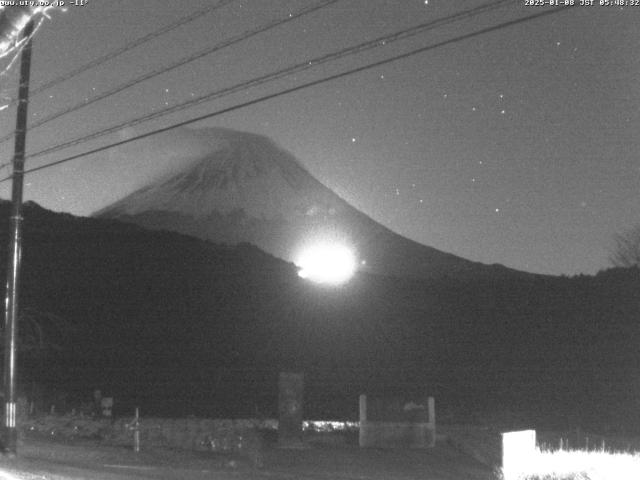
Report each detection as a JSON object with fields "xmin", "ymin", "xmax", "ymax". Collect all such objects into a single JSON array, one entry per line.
[{"xmin": 611, "ymin": 225, "xmax": 640, "ymax": 268}]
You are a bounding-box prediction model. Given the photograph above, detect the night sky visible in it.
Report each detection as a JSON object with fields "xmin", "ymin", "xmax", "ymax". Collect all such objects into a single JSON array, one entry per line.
[{"xmin": 0, "ymin": 0, "xmax": 637, "ymax": 276}]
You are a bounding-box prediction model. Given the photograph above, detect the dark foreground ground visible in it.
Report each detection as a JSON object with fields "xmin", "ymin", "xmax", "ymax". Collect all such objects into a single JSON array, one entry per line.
[{"xmin": 0, "ymin": 428, "xmax": 497, "ymax": 480}]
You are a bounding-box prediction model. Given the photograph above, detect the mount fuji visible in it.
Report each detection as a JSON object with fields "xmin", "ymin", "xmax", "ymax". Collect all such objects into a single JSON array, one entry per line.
[{"xmin": 95, "ymin": 127, "xmax": 522, "ymax": 280}]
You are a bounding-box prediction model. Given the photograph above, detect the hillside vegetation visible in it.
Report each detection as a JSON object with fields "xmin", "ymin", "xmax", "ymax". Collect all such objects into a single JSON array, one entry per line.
[{"xmin": 1, "ymin": 201, "xmax": 638, "ymax": 431}]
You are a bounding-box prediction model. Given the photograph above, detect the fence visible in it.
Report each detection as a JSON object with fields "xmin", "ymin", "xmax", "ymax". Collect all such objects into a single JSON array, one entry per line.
[{"xmin": 358, "ymin": 394, "xmax": 435, "ymax": 448}]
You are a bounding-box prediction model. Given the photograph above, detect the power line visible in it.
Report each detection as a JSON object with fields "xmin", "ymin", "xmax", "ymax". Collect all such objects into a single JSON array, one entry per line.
[
  {"xmin": 2, "ymin": 0, "xmax": 237, "ymax": 107},
  {"xmin": 0, "ymin": 0, "xmax": 343, "ymax": 146},
  {"xmin": 21, "ymin": 0, "xmax": 514, "ymax": 161},
  {"xmin": 0, "ymin": 5, "xmax": 573, "ymax": 184}
]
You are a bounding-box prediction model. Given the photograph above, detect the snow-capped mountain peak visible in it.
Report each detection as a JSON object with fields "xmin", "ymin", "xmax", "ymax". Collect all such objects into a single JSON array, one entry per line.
[{"xmin": 97, "ymin": 127, "xmax": 518, "ymax": 280}]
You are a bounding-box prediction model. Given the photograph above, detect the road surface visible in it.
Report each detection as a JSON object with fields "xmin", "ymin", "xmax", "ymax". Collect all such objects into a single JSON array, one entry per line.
[{"xmin": 0, "ymin": 433, "xmax": 496, "ymax": 479}]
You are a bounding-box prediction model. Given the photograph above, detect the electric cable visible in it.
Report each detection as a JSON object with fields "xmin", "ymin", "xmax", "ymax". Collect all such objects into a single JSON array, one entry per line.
[
  {"xmin": 0, "ymin": 5, "xmax": 573, "ymax": 183},
  {"xmin": 0, "ymin": 0, "xmax": 343, "ymax": 145},
  {"xmin": 19, "ymin": 0, "xmax": 515, "ymax": 161},
  {"xmin": 2, "ymin": 0, "xmax": 237, "ymax": 106}
]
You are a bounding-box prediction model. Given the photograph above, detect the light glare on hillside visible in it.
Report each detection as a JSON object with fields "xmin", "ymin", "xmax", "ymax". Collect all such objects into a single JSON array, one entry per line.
[{"xmin": 296, "ymin": 243, "xmax": 356, "ymax": 284}]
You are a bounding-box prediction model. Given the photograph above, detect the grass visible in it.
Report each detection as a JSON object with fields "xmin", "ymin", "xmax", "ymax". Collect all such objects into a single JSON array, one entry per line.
[{"xmin": 501, "ymin": 445, "xmax": 640, "ymax": 480}]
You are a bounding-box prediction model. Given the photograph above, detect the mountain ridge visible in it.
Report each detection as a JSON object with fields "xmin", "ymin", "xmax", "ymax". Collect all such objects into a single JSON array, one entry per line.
[
  {"xmin": 1, "ymin": 200, "xmax": 639, "ymax": 428},
  {"xmin": 96, "ymin": 127, "xmax": 541, "ymax": 281}
]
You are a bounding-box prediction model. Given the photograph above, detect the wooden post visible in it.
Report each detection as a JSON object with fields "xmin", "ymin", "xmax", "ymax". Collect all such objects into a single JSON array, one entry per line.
[
  {"xmin": 358, "ymin": 394, "xmax": 367, "ymax": 448},
  {"xmin": 359, "ymin": 394, "xmax": 367, "ymax": 422},
  {"xmin": 133, "ymin": 407, "xmax": 140, "ymax": 453},
  {"xmin": 278, "ymin": 372, "xmax": 304, "ymax": 447},
  {"xmin": 428, "ymin": 396, "xmax": 436, "ymax": 447}
]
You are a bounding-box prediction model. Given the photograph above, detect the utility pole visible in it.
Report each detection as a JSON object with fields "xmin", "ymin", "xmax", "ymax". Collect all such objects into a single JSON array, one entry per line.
[{"xmin": 2, "ymin": 19, "xmax": 34, "ymax": 456}]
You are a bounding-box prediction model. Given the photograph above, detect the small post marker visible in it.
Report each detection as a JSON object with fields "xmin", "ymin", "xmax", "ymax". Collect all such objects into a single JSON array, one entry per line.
[{"xmin": 128, "ymin": 407, "xmax": 140, "ymax": 453}]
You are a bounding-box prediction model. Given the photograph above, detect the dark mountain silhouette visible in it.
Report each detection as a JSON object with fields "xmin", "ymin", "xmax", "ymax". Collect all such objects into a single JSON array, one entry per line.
[
  {"xmin": 2, "ymin": 201, "xmax": 640, "ymax": 431},
  {"xmin": 95, "ymin": 128, "xmax": 526, "ymax": 281}
]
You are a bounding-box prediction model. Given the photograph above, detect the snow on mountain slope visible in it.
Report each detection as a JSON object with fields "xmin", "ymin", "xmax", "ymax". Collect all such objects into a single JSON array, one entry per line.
[
  {"xmin": 96, "ymin": 127, "xmax": 521, "ymax": 280},
  {"xmin": 104, "ymin": 128, "xmax": 345, "ymax": 221}
]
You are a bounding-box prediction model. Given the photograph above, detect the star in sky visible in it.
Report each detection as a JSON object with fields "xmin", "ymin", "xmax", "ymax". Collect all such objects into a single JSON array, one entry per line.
[{"xmin": 0, "ymin": 0, "xmax": 634, "ymax": 276}]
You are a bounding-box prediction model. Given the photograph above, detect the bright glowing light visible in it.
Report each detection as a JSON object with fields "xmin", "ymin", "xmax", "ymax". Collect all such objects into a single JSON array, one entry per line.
[
  {"xmin": 0, "ymin": 6, "xmax": 63, "ymax": 76},
  {"xmin": 0, "ymin": 467, "xmax": 21, "ymax": 480},
  {"xmin": 502, "ymin": 442, "xmax": 640, "ymax": 480},
  {"xmin": 296, "ymin": 243, "xmax": 356, "ymax": 284},
  {"xmin": 502, "ymin": 430, "xmax": 537, "ymax": 480}
]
